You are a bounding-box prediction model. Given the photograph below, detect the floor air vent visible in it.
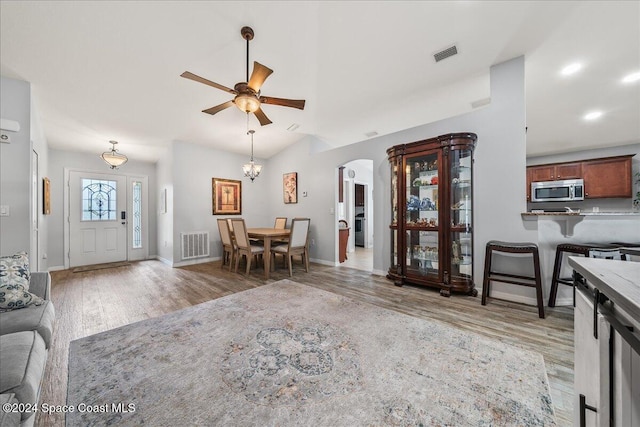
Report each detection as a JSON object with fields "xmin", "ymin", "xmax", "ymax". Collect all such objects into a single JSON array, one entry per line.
[
  {"xmin": 181, "ymin": 231, "xmax": 210, "ymax": 260},
  {"xmin": 434, "ymin": 45, "xmax": 458, "ymax": 62}
]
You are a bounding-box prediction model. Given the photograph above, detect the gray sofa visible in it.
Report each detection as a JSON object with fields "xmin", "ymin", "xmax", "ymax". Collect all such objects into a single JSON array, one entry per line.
[{"xmin": 0, "ymin": 272, "xmax": 55, "ymax": 427}]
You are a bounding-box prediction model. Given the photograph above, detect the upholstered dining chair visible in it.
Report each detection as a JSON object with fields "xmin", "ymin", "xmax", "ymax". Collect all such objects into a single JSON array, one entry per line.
[
  {"xmin": 230, "ymin": 218, "xmax": 265, "ymax": 276},
  {"xmin": 217, "ymin": 218, "xmax": 236, "ymax": 271},
  {"xmin": 270, "ymin": 218, "xmax": 310, "ymax": 277},
  {"xmin": 274, "ymin": 217, "xmax": 287, "ymax": 229}
]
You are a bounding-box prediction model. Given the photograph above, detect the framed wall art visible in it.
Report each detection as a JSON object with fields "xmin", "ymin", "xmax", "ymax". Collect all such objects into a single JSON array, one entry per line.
[
  {"xmin": 43, "ymin": 177, "xmax": 51, "ymax": 215},
  {"xmin": 212, "ymin": 178, "xmax": 242, "ymax": 215},
  {"xmin": 283, "ymin": 172, "xmax": 297, "ymax": 204}
]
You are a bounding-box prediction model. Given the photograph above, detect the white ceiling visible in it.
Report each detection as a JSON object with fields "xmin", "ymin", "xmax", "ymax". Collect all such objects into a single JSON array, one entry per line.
[{"xmin": 1, "ymin": 1, "xmax": 638, "ymax": 163}]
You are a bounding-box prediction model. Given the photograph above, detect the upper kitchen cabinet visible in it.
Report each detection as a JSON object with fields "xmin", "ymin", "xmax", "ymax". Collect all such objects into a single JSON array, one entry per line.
[
  {"xmin": 529, "ymin": 162, "xmax": 582, "ymax": 182},
  {"xmin": 582, "ymin": 155, "xmax": 632, "ymax": 198},
  {"xmin": 527, "ymin": 155, "xmax": 633, "ymax": 200}
]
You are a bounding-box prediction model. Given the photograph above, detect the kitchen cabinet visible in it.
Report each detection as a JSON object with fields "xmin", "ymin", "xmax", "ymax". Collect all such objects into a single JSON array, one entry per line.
[
  {"xmin": 570, "ymin": 258, "xmax": 640, "ymax": 427},
  {"xmin": 387, "ymin": 132, "xmax": 477, "ymax": 297},
  {"xmin": 526, "ymin": 155, "xmax": 632, "ymax": 200},
  {"xmin": 574, "ymin": 289, "xmax": 610, "ymax": 426},
  {"xmin": 529, "ymin": 162, "xmax": 582, "ymax": 182},
  {"xmin": 582, "ymin": 156, "xmax": 632, "ymax": 198}
]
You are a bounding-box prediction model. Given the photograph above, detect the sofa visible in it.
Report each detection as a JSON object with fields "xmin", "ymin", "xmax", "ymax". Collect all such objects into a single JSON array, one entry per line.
[{"xmin": 0, "ymin": 256, "xmax": 55, "ymax": 427}]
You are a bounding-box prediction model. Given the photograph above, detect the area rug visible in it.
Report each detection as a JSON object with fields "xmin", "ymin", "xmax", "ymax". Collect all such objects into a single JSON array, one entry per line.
[
  {"xmin": 72, "ymin": 261, "xmax": 130, "ymax": 273},
  {"xmin": 67, "ymin": 280, "xmax": 556, "ymax": 426}
]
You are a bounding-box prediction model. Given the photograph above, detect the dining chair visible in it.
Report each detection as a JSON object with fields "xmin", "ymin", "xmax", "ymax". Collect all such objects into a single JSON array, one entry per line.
[
  {"xmin": 231, "ymin": 218, "xmax": 265, "ymax": 276},
  {"xmin": 274, "ymin": 217, "xmax": 287, "ymax": 229},
  {"xmin": 217, "ymin": 218, "xmax": 236, "ymax": 271},
  {"xmin": 270, "ymin": 218, "xmax": 310, "ymax": 277}
]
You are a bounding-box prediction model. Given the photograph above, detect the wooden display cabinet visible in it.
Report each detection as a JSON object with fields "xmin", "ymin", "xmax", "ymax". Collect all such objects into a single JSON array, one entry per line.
[{"xmin": 387, "ymin": 132, "xmax": 477, "ymax": 297}]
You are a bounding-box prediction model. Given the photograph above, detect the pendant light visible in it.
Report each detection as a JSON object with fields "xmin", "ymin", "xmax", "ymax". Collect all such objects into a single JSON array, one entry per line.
[
  {"xmin": 101, "ymin": 140, "xmax": 128, "ymax": 169},
  {"xmin": 242, "ymin": 129, "xmax": 262, "ymax": 182}
]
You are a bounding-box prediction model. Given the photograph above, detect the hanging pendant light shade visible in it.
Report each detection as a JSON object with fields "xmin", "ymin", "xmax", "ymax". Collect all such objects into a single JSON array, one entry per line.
[
  {"xmin": 101, "ymin": 140, "xmax": 128, "ymax": 169},
  {"xmin": 242, "ymin": 130, "xmax": 262, "ymax": 181}
]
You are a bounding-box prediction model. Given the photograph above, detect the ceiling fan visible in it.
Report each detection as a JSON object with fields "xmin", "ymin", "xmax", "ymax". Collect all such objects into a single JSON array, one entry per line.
[{"xmin": 181, "ymin": 26, "xmax": 305, "ymax": 126}]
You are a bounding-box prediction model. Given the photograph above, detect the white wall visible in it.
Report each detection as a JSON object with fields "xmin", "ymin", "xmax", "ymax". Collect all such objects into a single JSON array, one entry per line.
[
  {"xmin": 156, "ymin": 143, "xmax": 174, "ymax": 264},
  {"xmin": 47, "ymin": 149, "xmax": 157, "ymax": 269},
  {"xmin": 168, "ymin": 141, "xmax": 270, "ymax": 265},
  {"xmin": 264, "ymin": 57, "xmax": 535, "ymax": 297},
  {"xmin": 0, "ymin": 77, "xmax": 32, "ymax": 256}
]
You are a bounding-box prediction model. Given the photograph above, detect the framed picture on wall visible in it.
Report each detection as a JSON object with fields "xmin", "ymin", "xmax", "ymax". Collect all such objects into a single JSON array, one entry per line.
[
  {"xmin": 283, "ymin": 172, "xmax": 297, "ymax": 204},
  {"xmin": 43, "ymin": 177, "xmax": 51, "ymax": 215},
  {"xmin": 212, "ymin": 178, "xmax": 242, "ymax": 215}
]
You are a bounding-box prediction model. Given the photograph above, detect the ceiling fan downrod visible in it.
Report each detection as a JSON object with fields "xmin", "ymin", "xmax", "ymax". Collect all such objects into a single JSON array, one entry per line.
[{"xmin": 241, "ymin": 26, "xmax": 254, "ymax": 84}]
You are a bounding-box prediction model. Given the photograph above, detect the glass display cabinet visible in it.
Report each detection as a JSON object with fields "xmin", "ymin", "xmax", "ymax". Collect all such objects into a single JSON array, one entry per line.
[{"xmin": 387, "ymin": 133, "xmax": 477, "ymax": 297}]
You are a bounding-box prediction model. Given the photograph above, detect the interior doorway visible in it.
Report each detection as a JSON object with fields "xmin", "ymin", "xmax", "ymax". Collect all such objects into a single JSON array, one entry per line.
[{"xmin": 337, "ymin": 159, "xmax": 373, "ymax": 271}]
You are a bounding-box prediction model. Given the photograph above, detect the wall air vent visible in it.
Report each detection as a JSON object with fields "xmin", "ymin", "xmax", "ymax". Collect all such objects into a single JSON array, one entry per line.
[{"xmin": 433, "ymin": 45, "xmax": 458, "ymax": 62}]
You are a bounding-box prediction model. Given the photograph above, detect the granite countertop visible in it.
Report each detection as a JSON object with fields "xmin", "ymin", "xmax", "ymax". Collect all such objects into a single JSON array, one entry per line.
[{"xmin": 522, "ymin": 211, "xmax": 640, "ymax": 217}]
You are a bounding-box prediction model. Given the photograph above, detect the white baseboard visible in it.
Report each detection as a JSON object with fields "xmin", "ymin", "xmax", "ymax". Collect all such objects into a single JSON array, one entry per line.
[
  {"xmin": 310, "ymin": 258, "xmax": 338, "ymax": 267},
  {"xmin": 372, "ymin": 269, "xmax": 386, "ymax": 276},
  {"xmin": 155, "ymin": 256, "xmax": 173, "ymax": 266},
  {"xmin": 172, "ymin": 256, "xmax": 221, "ymax": 268}
]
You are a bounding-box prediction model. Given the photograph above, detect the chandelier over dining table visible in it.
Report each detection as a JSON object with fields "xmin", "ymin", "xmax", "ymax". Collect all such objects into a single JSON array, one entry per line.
[{"xmin": 242, "ymin": 129, "xmax": 262, "ymax": 182}]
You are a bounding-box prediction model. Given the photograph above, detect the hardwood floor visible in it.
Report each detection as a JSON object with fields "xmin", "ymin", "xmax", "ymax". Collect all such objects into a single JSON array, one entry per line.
[{"xmin": 37, "ymin": 259, "xmax": 574, "ymax": 426}]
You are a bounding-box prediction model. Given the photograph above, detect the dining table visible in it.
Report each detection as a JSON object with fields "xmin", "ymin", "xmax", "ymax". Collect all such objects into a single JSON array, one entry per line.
[{"xmin": 247, "ymin": 228, "xmax": 291, "ymax": 279}]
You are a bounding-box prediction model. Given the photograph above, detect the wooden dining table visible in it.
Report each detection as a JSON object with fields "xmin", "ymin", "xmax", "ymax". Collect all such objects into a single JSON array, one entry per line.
[{"xmin": 247, "ymin": 228, "xmax": 291, "ymax": 279}]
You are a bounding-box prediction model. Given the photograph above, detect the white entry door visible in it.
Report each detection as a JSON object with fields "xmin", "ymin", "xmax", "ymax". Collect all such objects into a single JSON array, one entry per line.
[{"xmin": 69, "ymin": 171, "xmax": 127, "ymax": 267}]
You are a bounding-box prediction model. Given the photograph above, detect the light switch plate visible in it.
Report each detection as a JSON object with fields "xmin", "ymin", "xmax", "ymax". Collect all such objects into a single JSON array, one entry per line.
[{"xmin": 0, "ymin": 205, "xmax": 9, "ymax": 216}]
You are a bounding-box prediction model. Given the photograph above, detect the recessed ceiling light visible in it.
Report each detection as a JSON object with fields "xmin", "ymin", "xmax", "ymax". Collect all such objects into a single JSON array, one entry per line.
[
  {"xmin": 561, "ymin": 63, "xmax": 582, "ymax": 76},
  {"xmin": 622, "ymin": 71, "xmax": 640, "ymax": 83},
  {"xmin": 584, "ymin": 111, "xmax": 603, "ymax": 121},
  {"xmin": 364, "ymin": 131, "xmax": 378, "ymax": 138}
]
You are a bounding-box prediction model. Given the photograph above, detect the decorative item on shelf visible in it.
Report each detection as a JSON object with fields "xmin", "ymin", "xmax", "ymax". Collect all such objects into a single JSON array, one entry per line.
[
  {"xmin": 101, "ymin": 140, "xmax": 128, "ymax": 169},
  {"xmin": 242, "ymin": 129, "xmax": 262, "ymax": 182},
  {"xmin": 430, "ymin": 176, "xmax": 438, "ymax": 185}
]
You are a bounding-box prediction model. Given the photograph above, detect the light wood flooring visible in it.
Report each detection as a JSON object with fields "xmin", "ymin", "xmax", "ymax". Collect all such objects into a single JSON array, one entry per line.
[{"xmin": 37, "ymin": 258, "xmax": 574, "ymax": 426}]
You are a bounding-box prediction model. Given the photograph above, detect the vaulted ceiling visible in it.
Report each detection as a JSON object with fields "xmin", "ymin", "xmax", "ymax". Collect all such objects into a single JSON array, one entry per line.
[{"xmin": 1, "ymin": 1, "xmax": 638, "ymax": 162}]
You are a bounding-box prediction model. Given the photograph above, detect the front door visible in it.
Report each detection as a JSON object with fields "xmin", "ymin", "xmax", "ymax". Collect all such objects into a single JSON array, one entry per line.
[{"xmin": 69, "ymin": 171, "xmax": 127, "ymax": 267}]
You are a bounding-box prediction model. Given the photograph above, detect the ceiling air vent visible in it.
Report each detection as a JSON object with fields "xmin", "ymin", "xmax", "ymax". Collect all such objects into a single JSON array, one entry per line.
[{"xmin": 434, "ymin": 45, "xmax": 458, "ymax": 62}]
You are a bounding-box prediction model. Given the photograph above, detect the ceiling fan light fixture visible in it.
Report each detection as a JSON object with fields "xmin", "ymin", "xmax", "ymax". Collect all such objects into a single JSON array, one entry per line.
[
  {"xmin": 234, "ymin": 93, "xmax": 261, "ymax": 113},
  {"xmin": 101, "ymin": 140, "xmax": 128, "ymax": 169}
]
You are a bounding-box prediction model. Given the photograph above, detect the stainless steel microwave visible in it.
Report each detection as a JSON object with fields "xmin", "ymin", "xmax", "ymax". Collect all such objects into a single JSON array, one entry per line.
[{"xmin": 531, "ymin": 179, "xmax": 584, "ymax": 202}]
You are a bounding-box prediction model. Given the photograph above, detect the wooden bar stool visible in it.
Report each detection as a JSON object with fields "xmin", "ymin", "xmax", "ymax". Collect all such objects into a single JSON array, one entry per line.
[{"xmin": 481, "ymin": 241, "xmax": 545, "ymax": 319}]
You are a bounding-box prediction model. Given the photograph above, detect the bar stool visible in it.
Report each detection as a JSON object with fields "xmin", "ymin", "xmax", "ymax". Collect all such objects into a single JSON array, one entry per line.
[
  {"xmin": 481, "ymin": 241, "xmax": 544, "ymax": 319},
  {"xmin": 547, "ymin": 243, "xmax": 595, "ymax": 307},
  {"xmin": 547, "ymin": 243, "xmax": 633, "ymax": 307}
]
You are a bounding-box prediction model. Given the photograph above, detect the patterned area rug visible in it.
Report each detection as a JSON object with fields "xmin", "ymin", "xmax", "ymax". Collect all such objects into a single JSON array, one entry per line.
[{"xmin": 67, "ymin": 280, "xmax": 556, "ymax": 426}]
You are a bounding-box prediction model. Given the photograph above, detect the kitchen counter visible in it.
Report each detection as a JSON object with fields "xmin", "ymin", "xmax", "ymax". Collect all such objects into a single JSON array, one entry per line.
[
  {"xmin": 568, "ymin": 257, "xmax": 640, "ymax": 325},
  {"xmin": 522, "ymin": 211, "xmax": 640, "ymax": 217}
]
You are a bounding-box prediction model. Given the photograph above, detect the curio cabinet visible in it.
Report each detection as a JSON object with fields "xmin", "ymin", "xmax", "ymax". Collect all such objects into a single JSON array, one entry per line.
[{"xmin": 388, "ymin": 133, "xmax": 477, "ymax": 297}]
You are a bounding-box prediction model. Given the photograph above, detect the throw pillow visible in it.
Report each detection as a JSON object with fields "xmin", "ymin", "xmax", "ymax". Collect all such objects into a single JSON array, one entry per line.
[
  {"xmin": 0, "ymin": 252, "xmax": 31, "ymax": 286},
  {"xmin": 0, "ymin": 280, "xmax": 44, "ymax": 311}
]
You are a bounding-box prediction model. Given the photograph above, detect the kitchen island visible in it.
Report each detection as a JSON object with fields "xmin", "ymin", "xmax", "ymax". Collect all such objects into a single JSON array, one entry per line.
[
  {"xmin": 569, "ymin": 257, "xmax": 639, "ymax": 426},
  {"xmin": 521, "ymin": 211, "xmax": 640, "ymax": 306}
]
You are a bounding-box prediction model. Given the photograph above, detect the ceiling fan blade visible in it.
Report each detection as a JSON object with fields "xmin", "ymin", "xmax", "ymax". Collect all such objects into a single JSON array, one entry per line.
[
  {"xmin": 180, "ymin": 71, "xmax": 237, "ymax": 95},
  {"xmin": 260, "ymin": 96, "xmax": 306, "ymax": 110},
  {"xmin": 247, "ymin": 62, "xmax": 274, "ymax": 92},
  {"xmin": 254, "ymin": 107, "xmax": 273, "ymax": 126},
  {"xmin": 202, "ymin": 100, "xmax": 234, "ymax": 115}
]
